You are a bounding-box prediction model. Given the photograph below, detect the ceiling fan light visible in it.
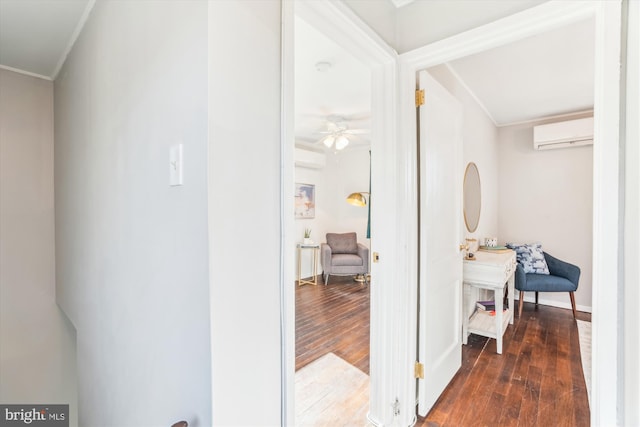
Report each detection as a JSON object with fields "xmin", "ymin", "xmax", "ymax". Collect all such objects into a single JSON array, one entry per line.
[
  {"xmin": 322, "ymin": 135, "xmax": 335, "ymax": 148},
  {"xmin": 335, "ymin": 135, "xmax": 349, "ymax": 150}
]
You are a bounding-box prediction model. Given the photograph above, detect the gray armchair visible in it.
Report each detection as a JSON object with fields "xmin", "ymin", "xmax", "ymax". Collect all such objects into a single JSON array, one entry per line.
[
  {"xmin": 515, "ymin": 251, "xmax": 581, "ymax": 319},
  {"xmin": 321, "ymin": 232, "xmax": 369, "ymax": 285}
]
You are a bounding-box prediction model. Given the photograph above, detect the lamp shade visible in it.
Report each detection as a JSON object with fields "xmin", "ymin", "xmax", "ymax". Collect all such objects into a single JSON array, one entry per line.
[{"xmin": 346, "ymin": 192, "xmax": 367, "ymax": 207}]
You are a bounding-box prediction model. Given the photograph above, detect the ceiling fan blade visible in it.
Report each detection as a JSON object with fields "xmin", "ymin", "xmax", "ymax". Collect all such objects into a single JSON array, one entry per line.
[{"xmin": 344, "ymin": 129, "xmax": 369, "ymax": 135}]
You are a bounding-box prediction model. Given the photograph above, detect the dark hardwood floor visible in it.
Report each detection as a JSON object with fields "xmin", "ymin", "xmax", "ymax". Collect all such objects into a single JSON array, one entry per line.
[
  {"xmin": 418, "ymin": 304, "xmax": 591, "ymax": 427},
  {"xmin": 295, "ymin": 275, "xmax": 370, "ymax": 374},
  {"xmin": 295, "ymin": 278, "xmax": 591, "ymax": 426}
]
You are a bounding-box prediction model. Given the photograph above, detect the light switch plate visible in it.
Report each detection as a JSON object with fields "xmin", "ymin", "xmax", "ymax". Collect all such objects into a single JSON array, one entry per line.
[{"xmin": 170, "ymin": 144, "xmax": 183, "ymax": 186}]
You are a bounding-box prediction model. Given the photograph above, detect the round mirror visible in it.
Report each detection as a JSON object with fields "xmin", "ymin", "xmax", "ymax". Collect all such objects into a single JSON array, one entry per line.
[{"xmin": 463, "ymin": 162, "xmax": 481, "ymax": 232}]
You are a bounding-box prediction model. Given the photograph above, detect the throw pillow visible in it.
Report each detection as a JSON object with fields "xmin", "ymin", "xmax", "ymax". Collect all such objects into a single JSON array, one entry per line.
[
  {"xmin": 326, "ymin": 232, "xmax": 358, "ymax": 254},
  {"xmin": 506, "ymin": 242, "xmax": 550, "ymax": 275}
]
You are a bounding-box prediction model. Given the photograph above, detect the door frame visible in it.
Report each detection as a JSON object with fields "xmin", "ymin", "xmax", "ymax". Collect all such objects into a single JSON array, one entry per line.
[
  {"xmin": 396, "ymin": 1, "xmax": 621, "ymax": 425},
  {"xmin": 280, "ymin": 1, "xmax": 398, "ymax": 425}
]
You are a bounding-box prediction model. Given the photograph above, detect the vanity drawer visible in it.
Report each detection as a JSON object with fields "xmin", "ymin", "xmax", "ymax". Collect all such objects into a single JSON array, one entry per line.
[{"xmin": 463, "ymin": 251, "xmax": 515, "ymax": 287}]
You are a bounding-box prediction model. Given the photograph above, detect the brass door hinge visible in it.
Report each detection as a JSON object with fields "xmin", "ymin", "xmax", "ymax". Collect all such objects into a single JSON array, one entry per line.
[
  {"xmin": 373, "ymin": 252, "xmax": 380, "ymax": 263},
  {"xmin": 415, "ymin": 361, "xmax": 424, "ymax": 379},
  {"xmin": 415, "ymin": 89, "xmax": 425, "ymax": 107}
]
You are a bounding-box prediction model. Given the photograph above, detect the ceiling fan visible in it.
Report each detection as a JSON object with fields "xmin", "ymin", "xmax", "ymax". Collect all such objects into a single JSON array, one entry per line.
[{"xmin": 315, "ymin": 115, "xmax": 370, "ymax": 150}]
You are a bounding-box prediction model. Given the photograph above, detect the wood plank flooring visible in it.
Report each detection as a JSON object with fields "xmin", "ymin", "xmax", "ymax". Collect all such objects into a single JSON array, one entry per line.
[
  {"xmin": 419, "ymin": 303, "xmax": 591, "ymax": 427},
  {"xmin": 295, "ymin": 278, "xmax": 591, "ymax": 426},
  {"xmin": 295, "ymin": 275, "xmax": 370, "ymax": 374}
]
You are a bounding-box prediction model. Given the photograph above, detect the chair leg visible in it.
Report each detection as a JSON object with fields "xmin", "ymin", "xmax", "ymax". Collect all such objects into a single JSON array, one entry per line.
[
  {"xmin": 569, "ymin": 292, "xmax": 577, "ymax": 319},
  {"xmin": 535, "ymin": 291, "xmax": 539, "ymax": 306},
  {"xmin": 518, "ymin": 291, "xmax": 525, "ymax": 319},
  {"xmin": 324, "ymin": 273, "xmax": 329, "ymax": 286}
]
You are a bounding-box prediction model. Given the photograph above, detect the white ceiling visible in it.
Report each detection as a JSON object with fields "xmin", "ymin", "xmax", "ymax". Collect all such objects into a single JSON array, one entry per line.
[
  {"xmin": 0, "ymin": 0, "xmax": 92, "ymax": 79},
  {"xmin": 389, "ymin": 0, "xmax": 415, "ymax": 8},
  {"xmin": 294, "ymin": 16, "xmax": 371, "ymax": 150},
  {"xmin": 447, "ymin": 17, "xmax": 595, "ymax": 126},
  {"xmin": 294, "ymin": 13, "xmax": 595, "ymax": 150},
  {"xmin": 0, "ymin": 1, "xmax": 594, "ymax": 131}
]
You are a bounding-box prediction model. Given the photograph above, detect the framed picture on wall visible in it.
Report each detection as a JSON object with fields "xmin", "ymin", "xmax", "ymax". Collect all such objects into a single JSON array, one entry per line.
[{"xmin": 295, "ymin": 183, "xmax": 315, "ymax": 219}]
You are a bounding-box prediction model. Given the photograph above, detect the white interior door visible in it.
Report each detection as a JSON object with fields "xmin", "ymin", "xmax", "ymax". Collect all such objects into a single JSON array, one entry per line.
[{"xmin": 417, "ymin": 70, "xmax": 463, "ymax": 416}]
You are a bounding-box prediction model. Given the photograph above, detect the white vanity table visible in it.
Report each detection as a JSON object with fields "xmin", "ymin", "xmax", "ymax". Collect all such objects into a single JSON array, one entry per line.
[{"xmin": 462, "ymin": 250, "xmax": 516, "ymax": 354}]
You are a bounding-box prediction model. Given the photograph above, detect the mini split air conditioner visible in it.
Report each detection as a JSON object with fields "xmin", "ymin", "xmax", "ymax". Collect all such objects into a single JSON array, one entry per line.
[
  {"xmin": 533, "ymin": 117, "xmax": 593, "ymax": 151},
  {"xmin": 294, "ymin": 147, "xmax": 326, "ymax": 169}
]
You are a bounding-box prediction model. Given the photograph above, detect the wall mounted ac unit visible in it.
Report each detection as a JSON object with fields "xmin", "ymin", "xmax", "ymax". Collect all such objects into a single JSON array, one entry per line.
[
  {"xmin": 294, "ymin": 147, "xmax": 326, "ymax": 169},
  {"xmin": 533, "ymin": 117, "xmax": 593, "ymax": 150}
]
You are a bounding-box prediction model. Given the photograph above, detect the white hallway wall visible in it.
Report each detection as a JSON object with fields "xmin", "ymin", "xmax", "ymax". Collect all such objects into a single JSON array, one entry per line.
[
  {"xmin": 497, "ymin": 114, "xmax": 593, "ymax": 312},
  {"xmin": 54, "ymin": 2, "xmax": 211, "ymax": 425},
  {"xmin": 624, "ymin": 1, "xmax": 640, "ymax": 424},
  {"xmin": 295, "ymin": 148, "xmax": 370, "ymax": 279},
  {"xmin": 207, "ymin": 1, "xmax": 282, "ymax": 425},
  {"xmin": 0, "ymin": 69, "xmax": 78, "ymax": 425}
]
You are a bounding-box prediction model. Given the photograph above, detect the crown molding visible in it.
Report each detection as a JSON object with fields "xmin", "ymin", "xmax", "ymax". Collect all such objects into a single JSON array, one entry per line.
[{"xmin": 0, "ymin": 64, "xmax": 51, "ymax": 81}]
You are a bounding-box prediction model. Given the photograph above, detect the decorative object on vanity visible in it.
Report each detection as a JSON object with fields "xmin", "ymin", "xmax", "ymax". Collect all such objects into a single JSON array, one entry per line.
[
  {"xmin": 483, "ymin": 237, "xmax": 498, "ymax": 247},
  {"xmin": 506, "ymin": 243, "xmax": 580, "ymax": 319},
  {"xmin": 478, "ymin": 245, "xmax": 511, "ymax": 253},
  {"xmin": 321, "ymin": 232, "xmax": 369, "ymax": 285},
  {"xmin": 295, "ymin": 183, "xmax": 315, "ymax": 219},
  {"xmin": 464, "ymin": 238, "xmax": 478, "ymax": 260},
  {"xmin": 463, "ymin": 162, "xmax": 481, "ymax": 233},
  {"xmin": 465, "ymin": 238, "xmax": 479, "ymax": 253}
]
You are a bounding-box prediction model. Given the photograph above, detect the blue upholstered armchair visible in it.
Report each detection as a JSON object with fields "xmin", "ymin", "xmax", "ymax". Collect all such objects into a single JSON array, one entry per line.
[
  {"xmin": 515, "ymin": 251, "xmax": 581, "ymax": 319},
  {"xmin": 321, "ymin": 232, "xmax": 369, "ymax": 285}
]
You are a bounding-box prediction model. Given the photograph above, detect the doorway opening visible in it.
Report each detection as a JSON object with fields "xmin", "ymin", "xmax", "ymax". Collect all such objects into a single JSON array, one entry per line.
[
  {"xmin": 281, "ymin": 2, "xmax": 398, "ymax": 426},
  {"xmin": 400, "ymin": 2, "xmax": 621, "ymax": 425},
  {"xmin": 292, "ymin": 12, "xmax": 373, "ymax": 425},
  {"xmin": 415, "ymin": 16, "xmax": 596, "ymax": 422}
]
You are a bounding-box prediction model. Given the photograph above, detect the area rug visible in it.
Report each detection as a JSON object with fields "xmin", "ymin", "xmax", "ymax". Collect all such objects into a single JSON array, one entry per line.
[
  {"xmin": 576, "ymin": 319, "xmax": 592, "ymax": 405},
  {"xmin": 295, "ymin": 353, "xmax": 370, "ymax": 427}
]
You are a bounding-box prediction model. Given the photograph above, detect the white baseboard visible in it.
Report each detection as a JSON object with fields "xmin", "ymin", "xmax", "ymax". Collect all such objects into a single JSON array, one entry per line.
[{"xmin": 515, "ymin": 294, "xmax": 592, "ymax": 313}]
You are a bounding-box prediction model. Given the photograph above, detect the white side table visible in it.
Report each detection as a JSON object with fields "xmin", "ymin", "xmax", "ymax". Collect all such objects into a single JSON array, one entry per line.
[
  {"xmin": 297, "ymin": 243, "xmax": 320, "ymax": 286},
  {"xmin": 462, "ymin": 250, "xmax": 516, "ymax": 354}
]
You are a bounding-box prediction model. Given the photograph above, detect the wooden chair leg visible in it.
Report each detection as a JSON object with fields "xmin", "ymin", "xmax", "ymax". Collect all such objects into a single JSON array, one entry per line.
[
  {"xmin": 569, "ymin": 292, "xmax": 577, "ymax": 319},
  {"xmin": 518, "ymin": 291, "xmax": 525, "ymax": 318},
  {"xmin": 535, "ymin": 291, "xmax": 539, "ymax": 306}
]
